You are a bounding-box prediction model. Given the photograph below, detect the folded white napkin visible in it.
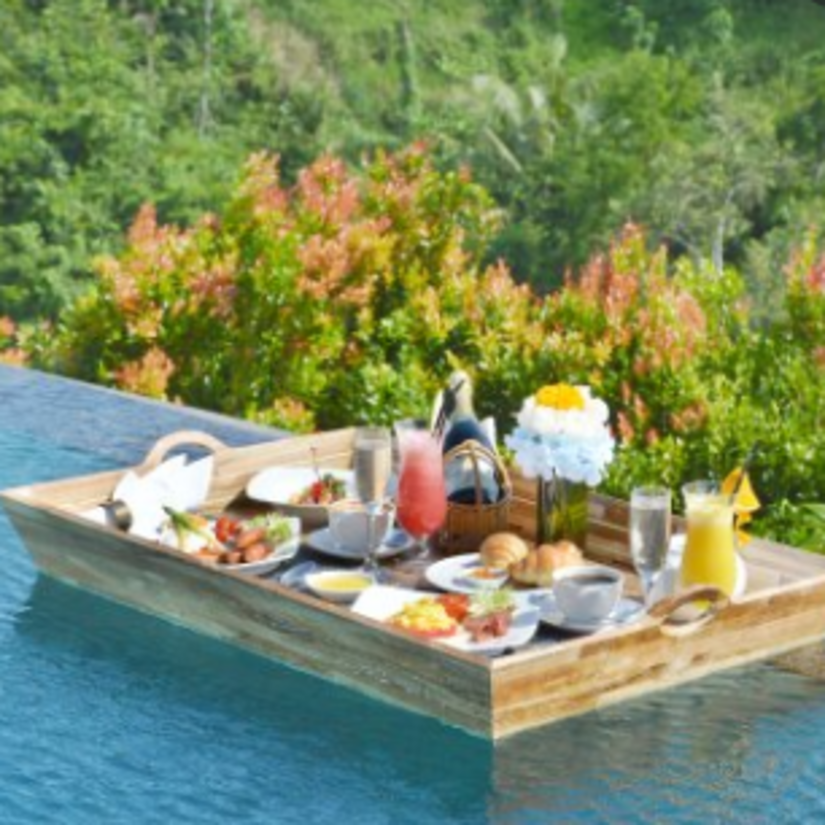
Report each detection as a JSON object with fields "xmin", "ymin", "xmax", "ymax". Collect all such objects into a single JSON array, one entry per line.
[{"xmin": 81, "ymin": 454, "xmax": 214, "ymax": 539}]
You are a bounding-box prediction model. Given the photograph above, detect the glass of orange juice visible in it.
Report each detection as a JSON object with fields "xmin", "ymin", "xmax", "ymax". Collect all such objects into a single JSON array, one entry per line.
[{"xmin": 680, "ymin": 480, "xmax": 738, "ymax": 596}]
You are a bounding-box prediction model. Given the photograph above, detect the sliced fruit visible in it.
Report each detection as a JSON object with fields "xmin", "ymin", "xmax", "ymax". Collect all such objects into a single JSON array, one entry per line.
[{"xmin": 721, "ymin": 468, "xmax": 760, "ymax": 513}]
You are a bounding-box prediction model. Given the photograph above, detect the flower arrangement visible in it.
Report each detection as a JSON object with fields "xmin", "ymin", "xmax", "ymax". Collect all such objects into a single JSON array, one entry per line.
[{"xmin": 505, "ymin": 384, "xmax": 615, "ymax": 486}]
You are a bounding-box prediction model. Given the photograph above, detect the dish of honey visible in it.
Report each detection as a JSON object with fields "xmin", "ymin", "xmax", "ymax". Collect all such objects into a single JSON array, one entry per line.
[{"xmin": 304, "ymin": 570, "xmax": 374, "ymax": 603}]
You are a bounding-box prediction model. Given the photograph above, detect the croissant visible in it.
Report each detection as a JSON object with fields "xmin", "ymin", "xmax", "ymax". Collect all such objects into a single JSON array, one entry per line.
[
  {"xmin": 479, "ymin": 532, "xmax": 529, "ymax": 570},
  {"xmin": 509, "ymin": 541, "xmax": 583, "ymax": 587}
]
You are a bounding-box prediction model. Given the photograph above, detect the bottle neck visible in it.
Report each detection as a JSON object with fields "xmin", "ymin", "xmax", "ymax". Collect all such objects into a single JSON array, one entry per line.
[{"xmin": 451, "ymin": 381, "xmax": 475, "ymax": 421}]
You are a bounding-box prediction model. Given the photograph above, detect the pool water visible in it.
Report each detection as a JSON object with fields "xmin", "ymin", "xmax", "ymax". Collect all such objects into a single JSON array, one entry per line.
[{"xmin": 1, "ymin": 367, "xmax": 825, "ymax": 823}]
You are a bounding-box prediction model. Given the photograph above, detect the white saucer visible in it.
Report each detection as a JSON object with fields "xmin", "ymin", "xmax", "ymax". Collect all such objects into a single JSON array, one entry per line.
[
  {"xmin": 304, "ymin": 527, "xmax": 414, "ymax": 561},
  {"xmin": 425, "ymin": 553, "xmax": 510, "ymax": 595},
  {"xmin": 540, "ymin": 595, "xmax": 646, "ymax": 634}
]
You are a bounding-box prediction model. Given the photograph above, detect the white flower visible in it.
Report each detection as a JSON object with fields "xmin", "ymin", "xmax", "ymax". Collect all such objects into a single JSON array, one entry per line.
[{"xmin": 505, "ymin": 384, "xmax": 615, "ymax": 486}]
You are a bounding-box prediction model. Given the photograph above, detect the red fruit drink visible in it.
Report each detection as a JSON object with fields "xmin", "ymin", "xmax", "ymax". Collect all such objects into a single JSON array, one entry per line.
[{"xmin": 396, "ymin": 431, "xmax": 447, "ymax": 540}]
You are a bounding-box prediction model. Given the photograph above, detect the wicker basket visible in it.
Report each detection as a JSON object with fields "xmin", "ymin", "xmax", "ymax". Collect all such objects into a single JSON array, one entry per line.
[{"xmin": 437, "ymin": 440, "xmax": 512, "ymax": 555}]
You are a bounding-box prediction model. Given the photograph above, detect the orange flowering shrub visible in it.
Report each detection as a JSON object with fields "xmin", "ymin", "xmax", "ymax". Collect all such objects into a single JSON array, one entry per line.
[
  {"xmin": 784, "ymin": 229, "xmax": 825, "ymax": 346},
  {"xmin": 0, "ymin": 316, "xmax": 27, "ymax": 367},
  {"xmin": 48, "ymin": 145, "xmax": 541, "ymax": 431},
  {"xmin": 517, "ymin": 225, "xmax": 716, "ymax": 488},
  {"xmin": 41, "ymin": 157, "xmax": 726, "ymax": 489}
]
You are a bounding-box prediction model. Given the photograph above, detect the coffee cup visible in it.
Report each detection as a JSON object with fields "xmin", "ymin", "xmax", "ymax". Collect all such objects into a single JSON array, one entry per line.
[
  {"xmin": 553, "ymin": 565, "xmax": 623, "ymax": 624},
  {"xmin": 328, "ymin": 499, "xmax": 394, "ymax": 555}
]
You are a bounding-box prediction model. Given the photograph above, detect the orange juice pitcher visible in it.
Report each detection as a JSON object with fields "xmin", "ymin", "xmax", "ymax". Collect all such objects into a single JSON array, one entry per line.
[{"xmin": 680, "ymin": 480, "xmax": 738, "ymax": 596}]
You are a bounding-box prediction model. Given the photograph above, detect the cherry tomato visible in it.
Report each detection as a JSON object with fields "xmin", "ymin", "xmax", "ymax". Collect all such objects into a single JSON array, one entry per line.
[
  {"xmin": 437, "ymin": 593, "xmax": 470, "ymax": 623},
  {"xmin": 215, "ymin": 515, "xmax": 239, "ymax": 543},
  {"xmin": 310, "ymin": 480, "xmax": 324, "ymax": 503}
]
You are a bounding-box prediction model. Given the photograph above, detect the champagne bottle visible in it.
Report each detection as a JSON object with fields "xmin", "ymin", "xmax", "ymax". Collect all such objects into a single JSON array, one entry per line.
[
  {"xmin": 440, "ymin": 372, "xmax": 501, "ymax": 504},
  {"xmin": 441, "ymin": 372, "xmax": 495, "ymax": 454}
]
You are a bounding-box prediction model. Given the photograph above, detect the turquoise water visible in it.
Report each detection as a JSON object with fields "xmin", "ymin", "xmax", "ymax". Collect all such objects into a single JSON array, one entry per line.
[{"xmin": 2, "ymin": 368, "xmax": 825, "ymax": 823}]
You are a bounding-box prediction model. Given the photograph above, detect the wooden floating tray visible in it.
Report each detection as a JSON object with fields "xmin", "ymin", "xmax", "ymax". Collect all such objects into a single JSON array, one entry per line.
[{"xmin": 3, "ymin": 428, "xmax": 825, "ymax": 740}]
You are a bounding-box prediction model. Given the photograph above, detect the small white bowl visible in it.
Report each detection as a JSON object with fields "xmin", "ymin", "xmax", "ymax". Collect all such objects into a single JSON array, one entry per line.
[
  {"xmin": 328, "ymin": 499, "xmax": 395, "ymax": 555},
  {"xmin": 304, "ymin": 569, "xmax": 375, "ymax": 604}
]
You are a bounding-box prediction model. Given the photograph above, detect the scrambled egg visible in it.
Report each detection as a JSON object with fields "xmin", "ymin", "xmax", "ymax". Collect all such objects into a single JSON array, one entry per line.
[{"xmin": 388, "ymin": 598, "xmax": 457, "ymax": 636}]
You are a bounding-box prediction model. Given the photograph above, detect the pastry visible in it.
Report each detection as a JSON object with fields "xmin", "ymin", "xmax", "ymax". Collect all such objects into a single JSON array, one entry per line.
[
  {"xmin": 541, "ymin": 540, "xmax": 583, "ymax": 571},
  {"xmin": 509, "ymin": 540, "xmax": 583, "ymax": 587},
  {"xmin": 479, "ymin": 532, "xmax": 529, "ymax": 570}
]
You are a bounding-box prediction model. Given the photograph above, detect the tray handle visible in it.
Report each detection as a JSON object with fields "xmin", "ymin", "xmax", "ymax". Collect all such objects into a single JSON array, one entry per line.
[
  {"xmin": 648, "ymin": 585, "xmax": 730, "ymax": 638},
  {"xmin": 139, "ymin": 430, "xmax": 229, "ymax": 472}
]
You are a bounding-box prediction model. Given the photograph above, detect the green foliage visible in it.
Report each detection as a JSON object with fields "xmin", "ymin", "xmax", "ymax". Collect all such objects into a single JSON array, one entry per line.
[
  {"xmin": 0, "ymin": 0, "xmax": 324, "ymax": 320},
  {"xmin": 5, "ymin": 0, "xmax": 825, "ymax": 320},
  {"xmin": 42, "ymin": 147, "xmax": 540, "ymax": 432}
]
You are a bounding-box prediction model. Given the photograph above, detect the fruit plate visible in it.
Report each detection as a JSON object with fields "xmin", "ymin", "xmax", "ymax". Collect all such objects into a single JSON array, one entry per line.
[
  {"xmin": 352, "ymin": 585, "xmax": 541, "ymax": 657},
  {"xmin": 245, "ymin": 466, "xmax": 355, "ymax": 524}
]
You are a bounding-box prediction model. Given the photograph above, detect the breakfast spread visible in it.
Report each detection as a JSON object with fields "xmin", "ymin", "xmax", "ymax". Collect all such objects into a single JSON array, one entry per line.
[{"xmin": 152, "ymin": 422, "xmax": 596, "ymax": 656}]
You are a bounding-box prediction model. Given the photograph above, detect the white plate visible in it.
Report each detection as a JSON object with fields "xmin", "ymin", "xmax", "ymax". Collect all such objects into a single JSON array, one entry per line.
[
  {"xmin": 540, "ymin": 594, "xmax": 646, "ymax": 634},
  {"xmin": 352, "ymin": 585, "xmax": 540, "ymax": 657},
  {"xmin": 160, "ymin": 515, "xmax": 301, "ymax": 577},
  {"xmin": 425, "ymin": 553, "xmax": 511, "ymax": 595},
  {"xmin": 245, "ymin": 466, "xmax": 355, "ymax": 522},
  {"xmin": 304, "ymin": 526, "xmax": 414, "ymax": 561}
]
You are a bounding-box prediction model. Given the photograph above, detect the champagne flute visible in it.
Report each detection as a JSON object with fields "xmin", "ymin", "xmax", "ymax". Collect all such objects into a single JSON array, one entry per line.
[
  {"xmin": 394, "ymin": 420, "xmax": 447, "ymax": 563},
  {"xmin": 630, "ymin": 485, "xmax": 672, "ymax": 605},
  {"xmin": 354, "ymin": 426, "xmax": 393, "ymax": 579}
]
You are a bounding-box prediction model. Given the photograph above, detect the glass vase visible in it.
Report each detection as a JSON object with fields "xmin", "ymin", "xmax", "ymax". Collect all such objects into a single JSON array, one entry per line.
[{"xmin": 537, "ymin": 474, "xmax": 589, "ymax": 548}]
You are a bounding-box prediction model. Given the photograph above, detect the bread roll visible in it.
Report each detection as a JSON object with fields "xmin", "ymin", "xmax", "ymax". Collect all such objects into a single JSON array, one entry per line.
[
  {"xmin": 509, "ymin": 541, "xmax": 583, "ymax": 587},
  {"xmin": 479, "ymin": 532, "xmax": 529, "ymax": 570},
  {"xmin": 542, "ymin": 540, "xmax": 583, "ymax": 571}
]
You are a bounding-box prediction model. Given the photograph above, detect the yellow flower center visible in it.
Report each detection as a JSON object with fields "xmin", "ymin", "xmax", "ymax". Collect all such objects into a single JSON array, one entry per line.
[{"xmin": 534, "ymin": 384, "xmax": 586, "ymax": 411}]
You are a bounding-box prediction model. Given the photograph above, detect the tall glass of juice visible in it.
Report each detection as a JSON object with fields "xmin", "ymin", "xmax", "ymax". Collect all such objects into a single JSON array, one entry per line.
[
  {"xmin": 394, "ymin": 421, "xmax": 447, "ymax": 560},
  {"xmin": 680, "ymin": 480, "xmax": 737, "ymax": 596}
]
